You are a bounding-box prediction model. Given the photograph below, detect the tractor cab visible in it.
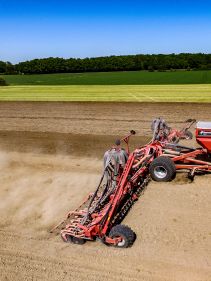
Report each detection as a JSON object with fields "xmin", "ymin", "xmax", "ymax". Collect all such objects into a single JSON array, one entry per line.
[{"xmin": 196, "ymin": 121, "xmax": 211, "ymax": 152}]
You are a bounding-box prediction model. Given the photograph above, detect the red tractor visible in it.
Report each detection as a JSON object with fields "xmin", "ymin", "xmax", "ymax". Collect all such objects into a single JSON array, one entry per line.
[{"xmin": 51, "ymin": 121, "xmax": 211, "ymax": 248}]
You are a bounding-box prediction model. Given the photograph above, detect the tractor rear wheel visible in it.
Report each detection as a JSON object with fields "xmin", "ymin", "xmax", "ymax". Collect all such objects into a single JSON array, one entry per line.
[
  {"xmin": 109, "ymin": 224, "xmax": 136, "ymax": 248},
  {"xmin": 149, "ymin": 156, "xmax": 176, "ymax": 182}
]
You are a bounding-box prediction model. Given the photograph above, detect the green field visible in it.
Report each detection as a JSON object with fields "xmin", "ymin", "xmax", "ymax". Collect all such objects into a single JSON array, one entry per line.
[
  {"xmin": 2, "ymin": 70, "xmax": 211, "ymax": 85},
  {"xmin": 0, "ymin": 85, "xmax": 211, "ymax": 102},
  {"xmin": 1, "ymin": 71, "xmax": 211, "ymax": 102}
]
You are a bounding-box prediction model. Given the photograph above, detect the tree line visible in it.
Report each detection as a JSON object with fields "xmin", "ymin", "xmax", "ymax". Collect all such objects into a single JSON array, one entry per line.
[{"xmin": 1, "ymin": 53, "xmax": 211, "ymax": 75}]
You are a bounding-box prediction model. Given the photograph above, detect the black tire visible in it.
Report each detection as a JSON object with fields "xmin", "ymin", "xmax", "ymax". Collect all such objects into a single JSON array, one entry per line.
[
  {"xmin": 109, "ymin": 224, "xmax": 136, "ymax": 248},
  {"xmin": 61, "ymin": 234, "xmax": 72, "ymax": 243},
  {"xmin": 62, "ymin": 234, "xmax": 86, "ymax": 245},
  {"xmin": 149, "ymin": 156, "xmax": 176, "ymax": 182},
  {"xmin": 184, "ymin": 130, "xmax": 193, "ymax": 140},
  {"xmin": 71, "ymin": 236, "xmax": 86, "ymax": 245}
]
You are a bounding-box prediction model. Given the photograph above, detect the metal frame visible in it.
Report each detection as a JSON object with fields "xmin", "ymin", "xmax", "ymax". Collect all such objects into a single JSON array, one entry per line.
[{"xmin": 51, "ymin": 124, "xmax": 211, "ymax": 247}]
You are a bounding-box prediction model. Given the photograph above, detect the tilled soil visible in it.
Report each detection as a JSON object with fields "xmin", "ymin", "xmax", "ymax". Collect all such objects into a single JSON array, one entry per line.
[
  {"xmin": 0, "ymin": 102, "xmax": 211, "ymax": 281},
  {"xmin": 0, "ymin": 101, "xmax": 210, "ymax": 136}
]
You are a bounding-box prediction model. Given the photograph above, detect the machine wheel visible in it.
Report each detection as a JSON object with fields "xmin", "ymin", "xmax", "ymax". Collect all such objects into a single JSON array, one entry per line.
[
  {"xmin": 61, "ymin": 234, "xmax": 72, "ymax": 243},
  {"xmin": 62, "ymin": 234, "xmax": 86, "ymax": 245},
  {"xmin": 149, "ymin": 156, "xmax": 176, "ymax": 182},
  {"xmin": 184, "ymin": 130, "xmax": 193, "ymax": 140},
  {"xmin": 71, "ymin": 236, "xmax": 86, "ymax": 245},
  {"xmin": 109, "ymin": 224, "xmax": 136, "ymax": 248}
]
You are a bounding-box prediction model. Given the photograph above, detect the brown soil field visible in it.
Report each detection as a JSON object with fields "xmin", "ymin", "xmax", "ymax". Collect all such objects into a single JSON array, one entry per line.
[{"xmin": 0, "ymin": 102, "xmax": 211, "ymax": 281}]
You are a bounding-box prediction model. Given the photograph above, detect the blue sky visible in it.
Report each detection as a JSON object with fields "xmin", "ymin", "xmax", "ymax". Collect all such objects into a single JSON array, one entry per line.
[{"xmin": 0, "ymin": 0, "xmax": 211, "ymax": 63}]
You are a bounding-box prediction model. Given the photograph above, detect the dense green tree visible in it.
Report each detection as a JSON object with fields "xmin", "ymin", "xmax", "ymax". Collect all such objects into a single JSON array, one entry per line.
[
  {"xmin": 0, "ymin": 61, "xmax": 7, "ymax": 73},
  {"xmin": 5, "ymin": 62, "xmax": 15, "ymax": 74},
  {"xmin": 0, "ymin": 53, "xmax": 211, "ymax": 75}
]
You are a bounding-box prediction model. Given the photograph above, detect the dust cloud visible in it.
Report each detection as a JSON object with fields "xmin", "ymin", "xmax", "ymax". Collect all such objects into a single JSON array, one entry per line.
[{"xmin": 0, "ymin": 149, "xmax": 102, "ymax": 235}]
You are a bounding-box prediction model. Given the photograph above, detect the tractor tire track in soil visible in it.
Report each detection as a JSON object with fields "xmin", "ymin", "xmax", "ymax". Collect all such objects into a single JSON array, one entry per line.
[{"xmin": 0, "ymin": 102, "xmax": 211, "ymax": 281}]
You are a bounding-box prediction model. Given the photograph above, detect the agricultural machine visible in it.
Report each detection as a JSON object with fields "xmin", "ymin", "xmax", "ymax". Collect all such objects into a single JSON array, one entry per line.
[
  {"xmin": 51, "ymin": 120, "xmax": 211, "ymax": 248},
  {"xmin": 151, "ymin": 117, "xmax": 196, "ymax": 143}
]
